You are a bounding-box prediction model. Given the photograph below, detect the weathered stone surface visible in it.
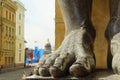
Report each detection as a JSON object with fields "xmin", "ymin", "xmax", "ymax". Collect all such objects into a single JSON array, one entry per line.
[
  {"xmin": 55, "ymin": 0, "xmax": 109, "ymax": 69},
  {"xmin": 34, "ymin": 27, "xmax": 95, "ymax": 77},
  {"xmin": 111, "ymin": 32, "xmax": 120, "ymax": 74},
  {"xmin": 24, "ymin": 69, "xmax": 120, "ymax": 80},
  {"xmin": 32, "ymin": 0, "xmax": 120, "ymax": 78}
]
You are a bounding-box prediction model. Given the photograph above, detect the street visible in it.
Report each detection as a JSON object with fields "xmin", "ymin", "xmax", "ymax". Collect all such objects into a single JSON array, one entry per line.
[{"xmin": 0, "ymin": 67, "xmax": 34, "ymax": 80}]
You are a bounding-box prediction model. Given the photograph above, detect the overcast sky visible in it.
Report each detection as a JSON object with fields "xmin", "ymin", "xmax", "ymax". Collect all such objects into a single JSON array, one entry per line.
[{"xmin": 19, "ymin": 0, "xmax": 55, "ymax": 49}]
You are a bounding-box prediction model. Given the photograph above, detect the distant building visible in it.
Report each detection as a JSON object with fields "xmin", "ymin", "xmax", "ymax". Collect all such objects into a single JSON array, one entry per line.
[
  {"xmin": 12, "ymin": 0, "xmax": 26, "ymax": 67},
  {"xmin": 44, "ymin": 39, "xmax": 52, "ymax": 55},
  {"xmin": 45, "ymin": 39, "xmax": 51, "ymax": 51},
  {"xmin": 0, "ymin": 0, "xmax": 17, "ymax": 68}
]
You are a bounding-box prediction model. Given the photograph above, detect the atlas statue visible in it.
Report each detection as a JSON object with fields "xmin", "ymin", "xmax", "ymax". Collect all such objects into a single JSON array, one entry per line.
[{"xmin": 33, "ymin": 0, "xmax": 120, "ymax": 77}]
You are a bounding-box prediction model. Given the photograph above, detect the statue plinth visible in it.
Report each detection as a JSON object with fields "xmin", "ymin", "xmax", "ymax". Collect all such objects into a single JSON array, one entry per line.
[{"xmin": 23, "ymin": 69, "xmax": 120, "ymax": 80}]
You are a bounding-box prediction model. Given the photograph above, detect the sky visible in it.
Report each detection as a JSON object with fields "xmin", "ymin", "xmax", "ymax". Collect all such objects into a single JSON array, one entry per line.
[{"xmin": 19, "ymin": 0, "xmax": 55, "ymax": 49}]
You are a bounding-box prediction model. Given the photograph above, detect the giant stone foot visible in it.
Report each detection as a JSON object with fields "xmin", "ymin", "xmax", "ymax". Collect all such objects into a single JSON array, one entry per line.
[{"xmin": 33, "ymin": 26, "xmax": 95, "ymax": 78}]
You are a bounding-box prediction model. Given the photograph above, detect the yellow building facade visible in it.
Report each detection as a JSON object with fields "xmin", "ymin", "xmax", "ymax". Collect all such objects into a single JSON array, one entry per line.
[
  {"xmin": 55, "ymin": 0, "xmax": 110, "ymax": 69},
  {"xmin": 55, "ymin": 1, "xmax": 65, "ymax": 50},
  {"xmin": 0, "ymin": 0, "xmax": 17, "ymax": 68},
  {"xmin": 13, "ymin": 0, "xmax": 25, "ymax": 67}
]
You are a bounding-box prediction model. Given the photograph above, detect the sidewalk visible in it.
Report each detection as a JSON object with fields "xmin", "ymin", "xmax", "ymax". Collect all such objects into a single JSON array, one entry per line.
[{"xmin": 0, "ymin": 66, "xmax": 27, "ymax": 73}]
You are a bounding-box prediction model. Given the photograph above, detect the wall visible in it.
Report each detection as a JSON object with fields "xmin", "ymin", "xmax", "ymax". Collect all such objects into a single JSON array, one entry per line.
[
  {"xmin": 14, "ymin": 1, "xmax": 25, "ymax": 67},
  {"xmin": 0, "ymin": 0, "xmax": 17, "ymax": 68}
]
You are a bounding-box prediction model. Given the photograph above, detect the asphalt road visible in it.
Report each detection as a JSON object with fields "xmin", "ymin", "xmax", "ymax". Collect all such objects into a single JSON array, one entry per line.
[{"xmin": 0, "ymin": 67, "xmax": 34, "ymax": 80}]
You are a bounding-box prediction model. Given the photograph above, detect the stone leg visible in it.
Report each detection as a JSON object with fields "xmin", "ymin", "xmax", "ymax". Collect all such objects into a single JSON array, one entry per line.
[
  {"xmin": 49, "ymin": 0, "xmax": 96, "ymax": 78},
  {"xmin": 34, "ymin": 0, "xmax": 96, "ymax": 78},
  {"xmin": 105, "ymin": 0, "xmax": 120, "ymax": 74}
]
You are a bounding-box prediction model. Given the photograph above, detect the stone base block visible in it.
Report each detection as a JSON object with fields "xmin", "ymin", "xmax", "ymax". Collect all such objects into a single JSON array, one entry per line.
[{"xmin": 23, "ymin": 69, "xmax": 120, "ymax": 80}]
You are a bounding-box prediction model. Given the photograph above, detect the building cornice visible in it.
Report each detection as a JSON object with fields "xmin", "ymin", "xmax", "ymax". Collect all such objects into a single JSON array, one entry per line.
[
  {"xmin": 6, "ymin": 0, "xmax": 17, "ymax": 10},
  {"xmin": 12, "ymin": 0, "xmax": 26, "ymax": 11}
]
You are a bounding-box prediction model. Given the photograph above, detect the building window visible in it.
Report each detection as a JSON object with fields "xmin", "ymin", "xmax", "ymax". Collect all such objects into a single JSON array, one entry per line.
[
  {"xmin": 7, "ymin": 27, "xmax": 10, "ymax": 36},
  {"xmin": 5, "ymin": 41, "xmax": 7, "ymax": 49},
  {"xmin": 19, "ymin": 13, "xmax": 21, "ymax": 20},
  {"xmin": 5, "ymin": 57, "xmax": 7, "ymax": 64},
  {"xmin": 8, "ymin": 57, "xmax": 10, "ymax": 64},
  {"xmin": 12, "ymin": 14, "xmax": 14, "ymax": 22},
  {"xmin": 11, "ymin": 28, "xmax": 12, "ymax": 37},
  {"xmin": 19, "ymin": 51, "xmax": 21, "ymax": 61},
  {"xmin": 11, "ymin": 57, "xmax": 12, "ymax": 63},
  {"xmin": 12, "ymin": 29, "xmax": 14, "ymax": 37},
  {"xmin": 9, "ymin": 42, "xmax": 10, "ymax": 50},
  {"xmin": 10, "ymin": 42, "xmax": 11, "ymax": 50},
  {"xmin": 6, "ymin": 26, "xmax": 9, "ymax": 36},
  {"xmin": 19, "ymin": 26, "xmax": 21, "ymax": 35},
  {"xmin": 1, "ymin": 27, "xmax": 3, "ymax": 33},
  {"xmin": 12, "ymin": 42, "xmax": 13, "ymax": 50},
  {"xmin": 19, "ymin": 53, "xmax": 21, "ymax": 61},
  {"xmin": 6, "ymin": 11, "xmax": 8, "ymax": 19},
  {"xmin": 6, "ymin": 26, "xmax": 8, "ymax": 36},
  {"xmin": 9, "ymin": 12, "xmax": 11, "ymax": 20},
  {"xmin": 4, "ymin": 41, "xmax": 12, "ymax": 50},
  {"xmin": 11, "ymin": 57, "xmax": 13, "ymax": 63},
  {"xmin": 19, "ymin": 43, "xmax": 22, "ymax": 61},
  {"xmin": 19, "ymin": 43, "xmax": 21, "ymax": 49},
  {"xmin": 9, "ymin": 27, "xmax": 11, "ymax": 37},
  {"xmin": 7, "ymin": 42, "xmax": 9, "ymax": 50}
]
